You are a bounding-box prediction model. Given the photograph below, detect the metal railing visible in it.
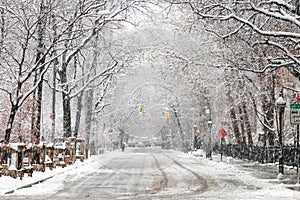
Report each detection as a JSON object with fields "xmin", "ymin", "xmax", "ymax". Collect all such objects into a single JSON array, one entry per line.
[{"xmin": 214, "ymin": 144, "xmax": 299, "ymax": 166}]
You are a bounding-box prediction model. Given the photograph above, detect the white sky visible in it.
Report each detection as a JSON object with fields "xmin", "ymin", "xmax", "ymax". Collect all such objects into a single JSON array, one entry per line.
[{"xmin": 0, "ymin": 150, "xmax": 300, "ymax": 199}]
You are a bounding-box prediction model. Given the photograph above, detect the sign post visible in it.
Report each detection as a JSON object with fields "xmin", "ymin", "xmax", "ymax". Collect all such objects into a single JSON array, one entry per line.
[
  {"xmin": 290, "ymin": 103, "xmax": 300, "ymax": 183},
  {"xmin": 195, "ymin": 130, "xmax": 201, "ymax": 137},
  {"xmin": 297, "ymin": 124, "xmax": 300, "ymax": 184},
  {"xmin": 291, "ymin": 104, "xmax": 300, "ymax": 124},
  {"xmin": 218, "ymin": 128, "xmax": 227, "ymax": 161}
]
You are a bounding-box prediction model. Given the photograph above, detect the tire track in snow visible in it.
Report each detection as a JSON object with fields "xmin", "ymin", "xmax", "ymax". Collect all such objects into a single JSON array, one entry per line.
[
  {"xmin": 150, "ymin": 153, "xmax": 169, "ymax": 194},
  {"xmin": 169, "ymin": 156, "xmax": 208, "ymax": 192},
  {"xmin": 149, "ymin": 152, "xmax": 210, "ymax": 199}
]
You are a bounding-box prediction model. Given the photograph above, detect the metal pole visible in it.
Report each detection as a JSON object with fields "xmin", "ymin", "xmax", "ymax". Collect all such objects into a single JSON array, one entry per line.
[
  {"xmin": 279, "ymin": 108, "xmax": 284, "ymax": 174},
  {"xmin": 208, "ymin": 121, "xmax": 212, "ymax": 160},
  {"xmin": 276, "ymin": 90, "xmax": 286, "ymax": 179},
  {"xmin": 220, "ymin": 138, "xmax": 223, "ymax": 162},
  {"xmin": 297, "ymin": 124, "xmax": 299, "ymax": 184}
]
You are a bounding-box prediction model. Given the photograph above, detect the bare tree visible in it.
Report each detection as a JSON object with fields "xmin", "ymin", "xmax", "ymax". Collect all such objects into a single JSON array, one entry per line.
[
  {"xmin": 31, "ymin": 0, "xmax": 48, "ymax": 143},
  {"xmin": 185, "ymin": 0, "xmax": 300, "ymax": 78},
  {"xmin": 0, "ymin": 0, "xmax": 57, "ymax": 142},
  {"xmin": 0, "ymin": 0, "xmax": 148, "ymax": 142}
]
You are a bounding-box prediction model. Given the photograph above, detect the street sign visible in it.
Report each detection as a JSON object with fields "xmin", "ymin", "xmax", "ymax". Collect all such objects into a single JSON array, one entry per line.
[
  {"xmin": 221, "ymin": 121, "xmax": 227, "ymax": 126},
  {"xmin": 218, "ymin": 128, "xmax": 227, "ymax": 138},
  {"xmin": 291, "ymin": 104, "xmax": 300, "ymax": 124},
  {"xmin": 297, "ymin": 94, "xmax": 300, "ymax": 103}
]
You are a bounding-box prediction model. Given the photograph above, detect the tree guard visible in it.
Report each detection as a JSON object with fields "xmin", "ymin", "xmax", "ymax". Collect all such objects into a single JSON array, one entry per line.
[
  {"xmin": 54, "ymin": 137, "xmax": 67, "ymax": 168},
  {"xmin": 31, "ymin": 142, "xmax": 46, "ymax": 172},
  {"xmin": 75, "ymin": 138, "xmax": 85, "ymax": 162}
]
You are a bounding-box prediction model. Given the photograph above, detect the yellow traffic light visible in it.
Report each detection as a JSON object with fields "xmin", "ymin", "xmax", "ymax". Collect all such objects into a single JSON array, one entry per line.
[
  {"xmin": 165, "ymin": 110, "xmax": 169, "ymax": 119},
  {"xmin": 141, "ymin": 105, "xmax": 146, "ymax": 116},
  {"xmin": 162, "ymin": 108, "xmax": 169, "ymax": 120}
]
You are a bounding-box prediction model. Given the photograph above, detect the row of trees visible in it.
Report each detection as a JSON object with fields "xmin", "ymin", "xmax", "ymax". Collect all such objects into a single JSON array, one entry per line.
[
  {"xmin": 0, "ymin": 0, "xmax": 152, "ymax": 151},
  {"xmin": 161, "ymin": 0, "xmax": 300, "ymax": 147},
  {"xmin": 2, "ymin": 0, "xmax": 300, "ymax": 154},
  {"xmin": 118, "ymin": 0, "xmax": 300, "ymax": 148}
]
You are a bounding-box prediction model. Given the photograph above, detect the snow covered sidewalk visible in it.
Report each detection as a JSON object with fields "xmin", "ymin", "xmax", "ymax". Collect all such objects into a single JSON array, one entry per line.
[
  {"xmin": 0, "ymin": 155, "xmax": 99, "ymax": 195},
  {"xmin": 187, "ymin": 149, "xmax": 300, "ymax": 199}
]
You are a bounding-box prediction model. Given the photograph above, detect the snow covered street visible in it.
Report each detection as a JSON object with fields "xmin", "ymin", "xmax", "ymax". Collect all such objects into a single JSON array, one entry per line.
[
  {"xmin": 1, "ymin": 1, "xmax": 300, "ymax": 199},
  {"xmin": 0, "ymin": 148, "xmax": 299, "ymax": 199}
]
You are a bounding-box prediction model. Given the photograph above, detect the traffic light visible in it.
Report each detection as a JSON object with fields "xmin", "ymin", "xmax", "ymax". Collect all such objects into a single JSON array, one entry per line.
[
  {"xmin": 140, "ymin": 105, "xmax": 146, "ymax": 116},
  {"xmin": 162, "ymin": 108, "xmax": 169, "ymax": 120},
  {"xmin": 165, "ymin": 109, "xmax": 169, "ymax": 119}
]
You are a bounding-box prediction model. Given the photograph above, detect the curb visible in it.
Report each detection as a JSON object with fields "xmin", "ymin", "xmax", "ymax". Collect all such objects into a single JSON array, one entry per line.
[
  {"xmin": 2, "ymin": 156, "xmax": 98, "ymax": 195},
  {"xmin": 4, "ymin": 175, "xmax": 54, "ymax": 195}
]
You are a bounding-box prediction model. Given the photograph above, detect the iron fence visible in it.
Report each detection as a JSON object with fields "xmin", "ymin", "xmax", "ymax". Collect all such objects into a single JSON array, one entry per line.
[{"xmin": 214, "ymin": 144, "xmax": 299, "ymax": 166}]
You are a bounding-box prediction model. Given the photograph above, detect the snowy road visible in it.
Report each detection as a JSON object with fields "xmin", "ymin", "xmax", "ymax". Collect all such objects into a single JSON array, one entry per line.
[
  {"xmin": 54, "ymin": 148, "xmax": 209, "ymax": 199},
  {"xmin": 2, "ymin": 147, "xmax": 300, "ymax": 199}
]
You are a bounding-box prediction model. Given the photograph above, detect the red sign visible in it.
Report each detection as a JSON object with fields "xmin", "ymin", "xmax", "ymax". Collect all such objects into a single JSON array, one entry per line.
[
  {"xmin": 297, "ymin": 93, "xmax": 300, "ymax": 103},
  {"xmin": 221, "ymin": 121, "xmax": 227, "ymax": 126},
  {"xmin": 218, "ymin": 128, "xmax": 227, "ymax": 138},
  {"xmin": 195, "ymin": 131, "xmax": 201, "ymax": 137}
]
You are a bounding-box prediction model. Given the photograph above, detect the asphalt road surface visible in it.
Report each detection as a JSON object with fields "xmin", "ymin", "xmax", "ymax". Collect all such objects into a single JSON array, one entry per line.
[
  {"xmin": 53, "ymin": 148, "xmax": 209, "ymax": 200},
  {"xmin": 2, "ymin": 147, "xmax": 292, "ymax": 200}
]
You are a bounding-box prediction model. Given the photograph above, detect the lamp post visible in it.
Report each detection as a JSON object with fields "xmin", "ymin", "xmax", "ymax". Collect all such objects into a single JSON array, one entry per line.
[
  {"xmin": 275, "ymin": 91, "xmax": 286, "ymax": 178},
  {"xmin": 207, "ymin": 119, "xmax": 213, "ymax": 160},
  {"xmin": 206, "ymin": 108, "xmax": 212, "ymax": 159}
]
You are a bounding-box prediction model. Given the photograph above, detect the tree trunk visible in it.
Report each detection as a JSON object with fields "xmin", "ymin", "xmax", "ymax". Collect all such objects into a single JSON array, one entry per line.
[
  {"xmin": 60, "ymin": 58, "xmax": 72, "ymax": 138},
  {"xmin": 59, "ymin": 23, "xmax": 73, "ymax": 138},
  {"xmin": 86, "ymin": 33, "xmax": 100, "ymax": 155},
  {"xmin": 169, "ymin": 104, "xmax": 185, "ymax": 150},
  {"xmin": 31, "ymin": 1, "xmax": 46, "ymax": 142},
  {"xmin": 238, "ymin": 77, "xmax": 253, "ymax": 145},
  {"xmin": 62, "ymin": 89, "xmax": 72, "ymax": 138},
  {"xmin": 85, "ymin": 89, "xmax": 94, "ymax": 158},
  {"xmin": 34, "ymin": 67, "xmax": 45, "ymax": 142},
  {"xmin": 260, "ymin": 73, "xmax": 275, "ymax": 146},
  {"xmin": 51, "ymin": 10, "xmax": 59, "ymax": 143},
  {"xmin": 225, "ymin": 70, "xmax": 242, "ymax": 144},
  {"xmin": 31, "ymin": 72, "xmax": 38, "ymax": 142},
  {"xmin": 74, "ymin": 91, "xmax": 83, "ymax": 138},
  {"xmin": 242, "ymin": 102, "xmax": 253, "ymax": 145},
  {"xmin": 238, "ymin": 104, "xmax": 246, "ymax": 144},
  {"xmin": 5, "ymin": 104, "xmax": 18, "ymax": 142},
  {"xmin": 74, "ymin": 55, "xmax": 85, "ymax": 138},
  {"xmin": 5, "ymin": 74, "xmax": 23, "ymax": 142},
  {"xmin": 229, "ymin": 106, "xmax": 242, "ymax": 144}
]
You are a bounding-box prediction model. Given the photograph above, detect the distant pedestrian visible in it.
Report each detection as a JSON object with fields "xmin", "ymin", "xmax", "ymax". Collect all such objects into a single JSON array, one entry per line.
[
  {"xmin": 99, "ymin": 148, "xmax": 104, "ymax": 154},
  {"xmin": 121, "ymin": 143, "xmax": 125, "ymax": 152}
]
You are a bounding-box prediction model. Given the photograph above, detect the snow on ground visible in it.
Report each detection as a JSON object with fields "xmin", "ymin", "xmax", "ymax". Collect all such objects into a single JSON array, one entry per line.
[
  {"xmin": 0, "ymin": 149, "xmax": 300, "ymax": 199},
  {"xmin": 186, "ymin": 150, "xmax": 300, "ymax": 199},
  {"xmin": 0, "ymin": 155, "xmax": 99, "ymax": 195}
]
